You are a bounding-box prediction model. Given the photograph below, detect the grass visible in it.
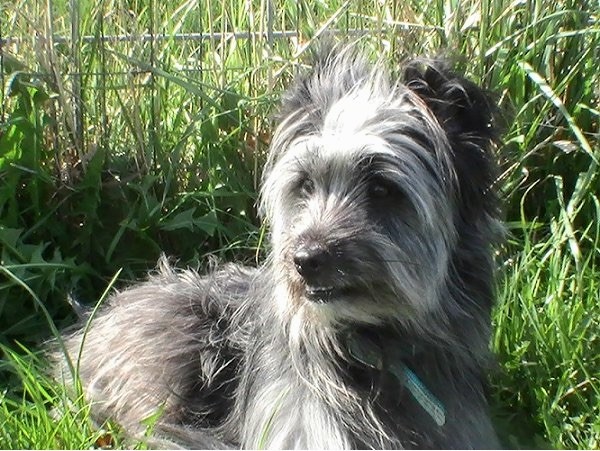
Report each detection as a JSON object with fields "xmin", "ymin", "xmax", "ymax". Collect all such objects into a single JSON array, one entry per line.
[
  {"xmin": 492, "ymin": 217, "xmax": 600, "ymax": 448},
  {"xmin": 1, "ymin": 345, "xmax": 105, "ymax": 449},
  {"xmin": 1, "ymin": 0, "xmax": 599, "ymax": 448}
]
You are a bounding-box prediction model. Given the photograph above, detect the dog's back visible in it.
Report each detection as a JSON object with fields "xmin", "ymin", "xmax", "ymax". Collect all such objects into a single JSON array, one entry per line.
[{"xmin": 51, "ymin": 257, "xmax": 254, "ymax": 448}]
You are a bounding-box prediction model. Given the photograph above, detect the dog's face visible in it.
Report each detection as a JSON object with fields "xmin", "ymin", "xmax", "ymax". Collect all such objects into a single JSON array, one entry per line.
[{"xmin": 260, "ymin": 48, "xmax": 499, "ymax": 327}]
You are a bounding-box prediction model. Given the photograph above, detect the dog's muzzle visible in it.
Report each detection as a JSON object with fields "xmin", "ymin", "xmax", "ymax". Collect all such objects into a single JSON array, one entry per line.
[{"xmin": 293, "ymin": 243, "xmax": 341, "ymax": 302}]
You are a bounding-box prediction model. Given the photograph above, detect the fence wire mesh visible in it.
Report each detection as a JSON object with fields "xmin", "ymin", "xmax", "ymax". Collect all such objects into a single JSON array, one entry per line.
[{"xmin": 0, "ymin": 1, "xmax": 440, "ymax": 176}]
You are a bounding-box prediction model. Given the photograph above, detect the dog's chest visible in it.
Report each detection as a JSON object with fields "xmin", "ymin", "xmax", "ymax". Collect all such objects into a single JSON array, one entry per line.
[{"xmin": 241, "ymin": 375, "xmax": 350, "ymax": 449}]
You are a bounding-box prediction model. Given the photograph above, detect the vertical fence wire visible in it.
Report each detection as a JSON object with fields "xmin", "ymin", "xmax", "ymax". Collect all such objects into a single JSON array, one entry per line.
[
  {"xmin": 247, "ymin": 0, "xmax": 253, "ymax": 100},
  {"xmin": 99, "ymin": 0, "xmax": 108, "ymax": 154},
  {"xmin": 266, "ymin": 0, "xmax": 274, "ymax": 91},
  {"xmin": 0, "ymin": 5, "xmax": 5, "ymax": 123},
  {"xmin": 198, "ymin": 0, "xmax": 204, "ymax": 111},
  {"xmin": 149, "ymin": 0, "xmax": 158, "ymax": 173},
  {"xmin": 295, "ymin": 0, "xmax": 301, "ymax": 79},
  {"xmin": 70, "ymin": 0, "xmax": 83, "ymax": 158}
]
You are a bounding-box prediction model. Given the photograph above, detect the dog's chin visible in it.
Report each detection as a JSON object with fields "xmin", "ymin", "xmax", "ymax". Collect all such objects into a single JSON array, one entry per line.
[
  {"xmin": 280, "ymin": 277, "xmax": 409, "ymax": 326},
  {"xmin": 293, "ymin": 284, "xmax": 400, "ymax": 326}
]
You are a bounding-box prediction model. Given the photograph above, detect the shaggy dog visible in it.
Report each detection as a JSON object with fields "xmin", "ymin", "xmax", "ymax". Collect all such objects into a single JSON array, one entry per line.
[{"xmin": 53, "ymin": 45, "xmax": 503, "ymax": 449}]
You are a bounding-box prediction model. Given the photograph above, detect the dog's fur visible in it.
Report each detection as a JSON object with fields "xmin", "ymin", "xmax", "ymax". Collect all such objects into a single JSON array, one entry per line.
[{"xmin": 51, "ymin": 45, "xmax": 503, "ymax": 449}]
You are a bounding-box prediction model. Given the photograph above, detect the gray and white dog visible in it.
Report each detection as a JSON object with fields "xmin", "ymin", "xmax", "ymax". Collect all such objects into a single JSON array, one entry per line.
[{"xmin": 53, "ymin": 45, "xmax": 503, "ymax": 449}]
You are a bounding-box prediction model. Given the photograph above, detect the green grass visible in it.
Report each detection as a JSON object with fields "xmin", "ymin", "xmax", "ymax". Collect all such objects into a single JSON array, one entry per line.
[
  {"xmin": 1, "ymin": 345, "xmax": 103, "ymax": 449},
  {"xmin": 492, "ymin": 216, "xmax": 600, "ymax": 448},
  {"xmin": 1, "ymin": 0, "xmax": 599, "ymax": 448}
]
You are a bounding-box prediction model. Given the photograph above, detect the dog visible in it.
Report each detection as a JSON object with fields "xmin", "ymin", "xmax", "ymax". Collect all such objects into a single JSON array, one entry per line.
[{"xmin": 52, "ymin": 44, "xmax": 503, "ymax": 449}]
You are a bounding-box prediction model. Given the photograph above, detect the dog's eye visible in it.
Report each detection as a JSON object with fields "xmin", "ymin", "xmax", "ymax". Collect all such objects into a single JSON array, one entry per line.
[
  {"xmin": 368, "ymin": 179, "xmax": 393, "ymax": 199},
  {"xmin": 299, "ymin": 177, "xmax": 315, "ymax": 196}
]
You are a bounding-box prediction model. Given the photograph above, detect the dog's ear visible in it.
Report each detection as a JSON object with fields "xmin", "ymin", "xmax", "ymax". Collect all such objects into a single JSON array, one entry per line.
[
  {"xmin": 403, "ymin": 60, "xmax": 502, "ymax": 220},
  {"xmin": 403, "ymin": 60, "xmax": 501, "ymax": 146}
]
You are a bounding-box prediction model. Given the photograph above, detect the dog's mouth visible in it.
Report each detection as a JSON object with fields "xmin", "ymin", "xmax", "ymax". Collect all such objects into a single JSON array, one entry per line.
[{"xmin": 304, "ymin": 285, "xmax": 354, "ymax": 303}]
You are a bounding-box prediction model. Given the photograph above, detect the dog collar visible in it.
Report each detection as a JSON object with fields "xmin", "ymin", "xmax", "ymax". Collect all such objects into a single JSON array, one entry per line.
[{"xmin": 346, "ymin": 333, "xmax": 447, "ymax": 427}]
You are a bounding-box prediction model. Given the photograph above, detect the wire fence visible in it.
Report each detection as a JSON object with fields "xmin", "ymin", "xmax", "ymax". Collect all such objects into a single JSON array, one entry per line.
[{"xmin": 0, "ymin": 1, "xmax": 437, "ymax": 170}]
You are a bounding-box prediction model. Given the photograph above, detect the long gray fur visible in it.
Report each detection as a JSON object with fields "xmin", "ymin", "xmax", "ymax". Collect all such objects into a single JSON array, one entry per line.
[{"xmin": 50, "ymin": 44, "xmax": 503, "ymax": 449}]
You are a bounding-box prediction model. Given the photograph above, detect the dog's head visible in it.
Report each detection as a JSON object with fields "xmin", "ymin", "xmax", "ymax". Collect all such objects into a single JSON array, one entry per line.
[{"xmin": 260, "ymin": 46, "xmax": 501, "ymax": 328}]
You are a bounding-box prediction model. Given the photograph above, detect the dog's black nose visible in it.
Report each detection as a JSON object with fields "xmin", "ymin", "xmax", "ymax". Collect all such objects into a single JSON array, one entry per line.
[{"xmin": 293, "ymin": 244, "xmax": 329, "ymax": 279}]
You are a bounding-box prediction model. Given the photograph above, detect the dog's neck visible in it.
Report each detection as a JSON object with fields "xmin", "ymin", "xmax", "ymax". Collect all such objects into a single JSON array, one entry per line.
[
  {"xmin": 343, "ymin": 327, "xmax": 446, "ymax": 427},
  {"xmin": 237, "ymin": 307, "xmax": 398, "ymax": 448}
]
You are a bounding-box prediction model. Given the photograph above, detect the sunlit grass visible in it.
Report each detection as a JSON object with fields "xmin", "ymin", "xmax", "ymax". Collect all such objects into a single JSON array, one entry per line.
[{"xmin": 1, "ymin": 0, "xmax": 599, "ymax": 448}]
